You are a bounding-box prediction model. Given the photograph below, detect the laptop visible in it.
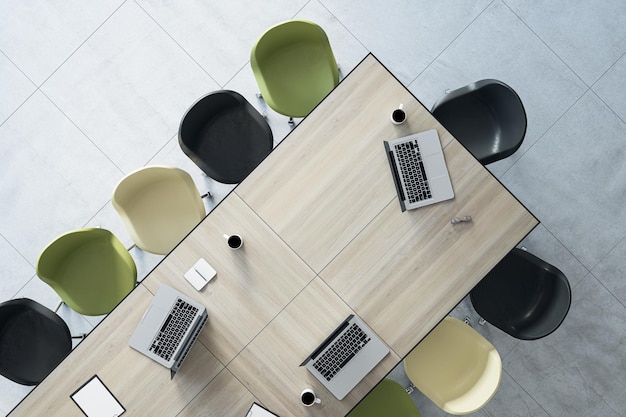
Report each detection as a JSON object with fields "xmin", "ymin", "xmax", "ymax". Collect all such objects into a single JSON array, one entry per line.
[
  {"xmin": 300, "ymin": 315, "xmax": 389, "ymax": 400},
  {"xmin": 384, "ymin": 129, "xmax": 454, "ymax": 211},
  {"xmin": 129, "ymin": 284, "xmax": 208, "ymax": 379}
]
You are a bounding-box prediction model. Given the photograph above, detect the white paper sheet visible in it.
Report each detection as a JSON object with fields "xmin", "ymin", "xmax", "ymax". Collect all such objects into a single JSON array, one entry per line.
[
  {"xmin": 246, "ymin": 402, "xmax": 279, "ymax": 417},
  {"xmin": 71, "ymin": 375, "xmax": 125, "ymax": 417}
]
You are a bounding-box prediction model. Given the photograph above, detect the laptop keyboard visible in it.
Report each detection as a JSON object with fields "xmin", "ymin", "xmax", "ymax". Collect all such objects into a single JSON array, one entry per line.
[
  {"xmin": 312, "ymin": 323, "xmax": 371, "ymax": 381},
  {"xmin": 149, "ymin": 298, "xmax": 199, "ymax": 361},
  {"xmin": 394, "ymin": 140, "xmax": 432, "ymax": 203}
]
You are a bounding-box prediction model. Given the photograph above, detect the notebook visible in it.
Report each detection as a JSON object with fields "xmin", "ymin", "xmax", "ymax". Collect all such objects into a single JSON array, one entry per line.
[
  {"xmin": 384, "ymin": 129, "xmax": 454, "ymax": 211},
  {"xmin": 300, "ymin": 315, "xmax": 389, "ymax": 400},
  {"xmin": 245, "ymin": 402, "xmax": 279, "ymax": 417},
  {"xmin": 128, "ymin": 284, "xmax": 208, "ymax": 378}
]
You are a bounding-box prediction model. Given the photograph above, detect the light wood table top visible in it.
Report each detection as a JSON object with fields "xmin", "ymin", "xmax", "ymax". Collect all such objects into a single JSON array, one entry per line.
[{"xmin": 9, "ymin": 54, "xmax": 537, "ymax": 417}]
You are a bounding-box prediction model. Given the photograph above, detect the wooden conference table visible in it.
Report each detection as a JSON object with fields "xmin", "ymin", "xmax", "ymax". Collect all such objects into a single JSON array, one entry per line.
[{"xmin": 11, "ymin": 54, "xmax": 537, "ymax": 417}]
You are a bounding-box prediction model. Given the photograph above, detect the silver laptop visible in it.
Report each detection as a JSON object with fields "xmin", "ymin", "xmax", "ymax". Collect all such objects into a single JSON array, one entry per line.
[
  {"xmin": 129, "ymin": 284, "xmax": 208, "ymax": 378},
  {"xmin": 384, "ymin": 129, "xmax": 454, "ymax": 211},
  {"xmin": 300, "ymin": 315, "xmax": 389, "ymax": 400}
]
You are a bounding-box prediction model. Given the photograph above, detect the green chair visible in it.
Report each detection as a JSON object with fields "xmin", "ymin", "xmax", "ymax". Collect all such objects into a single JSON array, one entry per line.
[
  {"xmin": 36, "ymin": 228, "xmax": 137, "ymax": 316},
  {"xmin": 347, "ymin": 378, "xmax": 421, "ymax": 417},
  {"xmin": 250, "ymin": 19, "xmax": 339, "ymax": 124}
]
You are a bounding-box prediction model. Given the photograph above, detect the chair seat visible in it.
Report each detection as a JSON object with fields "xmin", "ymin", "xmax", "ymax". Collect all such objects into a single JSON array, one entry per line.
[
  {"xmin": 179, "ymin": 90, "xmax": 273, "ymax": 184},
  {"xmin": 36, "ymin": 228, "xmax": 137, "ymax": 316},
  {"xmin": 404, "ymin": 317, "xmax": 502, "ymax": 415},
  {"xmin": 0, "ymin": 299, "xmax": 72, "ymax": 385},
  {"xmin": 470, "ymin": 248, "xmax": 572, "ymax": 340},
  {"xmin": 259, "ymin": 43, "xmax": 338, "ymax": 117},
  {"xmin": 431, "ymin": 80, "xmax": 526, "ymax": 165},
  {"xmin": 113, "ymin": 166, "xmax": 206, "ymax": 254},
  {"xmin": 250, "ymin": 20, "xmax": 339, "ymax": 119},
  {"xmin": 348, "ymin": 378, "xmax": 421, "ymax": 417}
]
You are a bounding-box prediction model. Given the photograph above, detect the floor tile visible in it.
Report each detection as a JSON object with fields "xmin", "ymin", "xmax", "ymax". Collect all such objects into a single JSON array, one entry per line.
[
  {"xmin": 517, "ymin": 224, "xmax": 589, "ymax": 288},
  {"xmin": 0, "ymin": 92, "xmax": 122, "ymax": 264},
  {"xmin": 592, "ymin": 237, "xmax": 626, "ymax": 307},
  {"xmin": 0, "ymin": 375, "xmax": 33, "ymax": 417},
  {"xmin": 502, "ymin": 90, "xmax": 626, "ymax": 270},
  {"xmin": 135, "ymin": 0, "xmax": 308, "ymax": 86},
  {"xmin": 593, "ymin": 52, "xmax": 626, "ymax": 123},
  {"xmin": 41, "ymin": 1, "xmax": 219, "ymax": 174},
  {"xmin": 0, "ymin": 235, "xmax": 34, "ymax": 300},
  {"xmin": 0, "ymin": 53, "xmax": 35, "ymax": 124},
  {"xmin": 320, "ymin": 0, "xmax": 492, "ymax": 85},
  {"xmin": 0, "ymin": 0, "xmax": 124, "ymax": 85},
  {"xmin": 504, "ymin": 274, "xmax": 626, "ymax": 417},
  {"xmin": 480, "ymin": 371, "xmax": 550, "ymax": 417},
  {"xmin": 505, "ymin": 0, "xmax": 626, "ymax": 85},
  {"xmin": 13, "ymin": 275, "xmax": 66, "ymax": 313},
  {"xmin": 409, "ymin": 0, "xmax": 587, "ymax": 178},
  {"xmin": 297, "ymin": 1, "xmax": 369, "ymax": 77}
]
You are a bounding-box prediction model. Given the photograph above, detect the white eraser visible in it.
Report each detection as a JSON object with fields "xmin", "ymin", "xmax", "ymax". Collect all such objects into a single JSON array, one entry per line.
[{"xmin": 184, "ymin": 258, "xmax": 216, "ymax": 291}]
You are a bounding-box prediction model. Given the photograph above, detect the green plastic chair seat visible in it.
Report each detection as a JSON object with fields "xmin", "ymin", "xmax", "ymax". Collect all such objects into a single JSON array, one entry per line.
[
  {"xmin": 251, "ymin": 20, "xmax": 339, "ymax": 118},
  {"xmin": 36, "ymin": 228, "xmax": 137, "ymax": 316},
  {"xmin": 347, "ymin": 378, "xmax": 421, "ymax": 417}
]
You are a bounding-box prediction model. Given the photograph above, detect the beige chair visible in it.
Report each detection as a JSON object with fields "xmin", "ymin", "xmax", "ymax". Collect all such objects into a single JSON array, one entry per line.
[
  {"xmin": 403, "ymin": 317, "xmax": 502, "ymax": 415},
  {"xmin": 112, "ymin": 166, "xmax": 206, "ymax": 255}
]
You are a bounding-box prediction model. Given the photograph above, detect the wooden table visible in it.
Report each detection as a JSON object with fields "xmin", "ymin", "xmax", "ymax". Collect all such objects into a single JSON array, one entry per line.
[{"xmin": 10, "ymin": 54, "xmax": 537, "ymax": 417}]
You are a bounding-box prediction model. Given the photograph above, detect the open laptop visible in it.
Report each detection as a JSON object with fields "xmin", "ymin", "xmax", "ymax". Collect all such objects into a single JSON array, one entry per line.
[
  {"xmin": 384, "ymin": 129, "xmax": 454, "ymax": 211},
  {"xmin": 300, "ymin": 315, "xmax": 389, "ymax": 400},
  {"xmin": 129, "ymin": 284, "xmax": 208, "ymax": 379}
]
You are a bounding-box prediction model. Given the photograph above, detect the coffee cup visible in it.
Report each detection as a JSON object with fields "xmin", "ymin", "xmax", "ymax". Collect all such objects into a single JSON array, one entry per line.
[
  {"xmin": 300, "ymin": 388, "xmax": 321, "ymax": 407},
  {"xmin": 391, "ymin": 104, "xmax": 406, "ymax": 124},
  {"xmin": 223, "ymin": 234, "xmax": 243, "ymax": 250}
]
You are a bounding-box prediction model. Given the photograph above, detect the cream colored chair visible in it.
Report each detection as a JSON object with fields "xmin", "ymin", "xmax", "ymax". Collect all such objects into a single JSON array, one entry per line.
[
  {"xmin": 403, "ymin": 317, "xmax": 502, "ymax": 415},
  {"xmin": 112, "ymin": 166, "xmax": 206, "ymax": 255}
]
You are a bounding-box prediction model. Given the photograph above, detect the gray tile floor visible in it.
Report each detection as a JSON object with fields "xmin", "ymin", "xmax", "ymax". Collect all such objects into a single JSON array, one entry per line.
[{"xmin": 1, "ymin": 0, "xmax": 625, "ymax": 415}]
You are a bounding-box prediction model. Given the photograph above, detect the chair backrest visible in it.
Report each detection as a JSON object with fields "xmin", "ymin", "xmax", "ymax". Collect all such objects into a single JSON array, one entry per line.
[
  {"xmin": 36, "ymin": 228, "xmax": 137, "ymax": 316},
  {"xmin": 432, "ymin": 79, "xmax": 526, "ymax": 165},
  {"xmin": 403, "ymin": 317, "xmax": 501, "ymax": 415},
  {"xmin": 178, "ymin": 91, "xmax": 273, "ymax": 184},
  {"xmin": 470, "ymin": 248, "xmax": 572, "ymax": 340},
  {"xmin": 347, "ymin": 378, "xmax": 421, "ymax": 417},
  {"xmin": 0, "ymin": 298, "xmax": 72, "ymax": 385},
  {"xmin": 112, "ymin": 166, "xmax": 206, "ymax": 254},
  {"xmin": 250, "ymin": 20, "xmax": 339, "ymax": 117}
]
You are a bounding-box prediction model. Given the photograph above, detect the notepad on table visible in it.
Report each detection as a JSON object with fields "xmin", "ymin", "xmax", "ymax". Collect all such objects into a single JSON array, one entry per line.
[{"xmin": 71, "ymin": 375, "xmax": 125, "ymax": 417}]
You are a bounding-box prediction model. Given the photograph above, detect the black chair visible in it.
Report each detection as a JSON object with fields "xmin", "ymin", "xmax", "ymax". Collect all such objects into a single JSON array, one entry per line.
[
  {"xmin": 0, "ymin": 298, "xmax": 73, "ymax": 385},
  {"xmin": 470, "ymin": 248, "xmax": 571, "ymax": 340},
  {"xmin": 431, "ymin": 79, "xmax": 526, "ymax": 165},
  {"xmin": 178, "ymin": 90, "xmax": 273, "ymax": 184}
]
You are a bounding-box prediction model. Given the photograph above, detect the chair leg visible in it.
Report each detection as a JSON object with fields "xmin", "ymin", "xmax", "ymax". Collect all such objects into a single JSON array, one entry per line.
[
  {"xmin": 54, "ymin": 300, "xmax": 64, "ymax": 313},
  {"xmin": 256, "ymin": 92, "xmax": 263, "ymax": 99},
  {"xmin": 201, "ymin": 191, "xmax": 212, "ymax": 198},
  {"xmin": 405, "ymin": 382, "xmax": 416, "ymax": 394},
  {"xmin": 288, "ymin": 117, "xmax": 295, "ymax": 125},
  {"xmin": 464, "ymin": 315, "xmax": 472, "ymax": 326},
  {"xmin": 478, "ymin": 317, "xmax": 487, "ymax": 326}
]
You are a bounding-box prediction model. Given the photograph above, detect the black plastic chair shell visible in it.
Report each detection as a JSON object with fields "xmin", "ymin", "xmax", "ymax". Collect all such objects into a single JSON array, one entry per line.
[
  {"xmin": 178, "ymin": 90, "xmax": 273, "ymax": 184},
  {"xmin": 431, "ymin": 79, "xmax": 527, "ymax": 165},
  {"xmin": 470, "ymin": 248, "xmax": 572, "ymax": 340},
  {"xmin": 0, "ymin": 298, "xmax": 72, "ymax": 385}
]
